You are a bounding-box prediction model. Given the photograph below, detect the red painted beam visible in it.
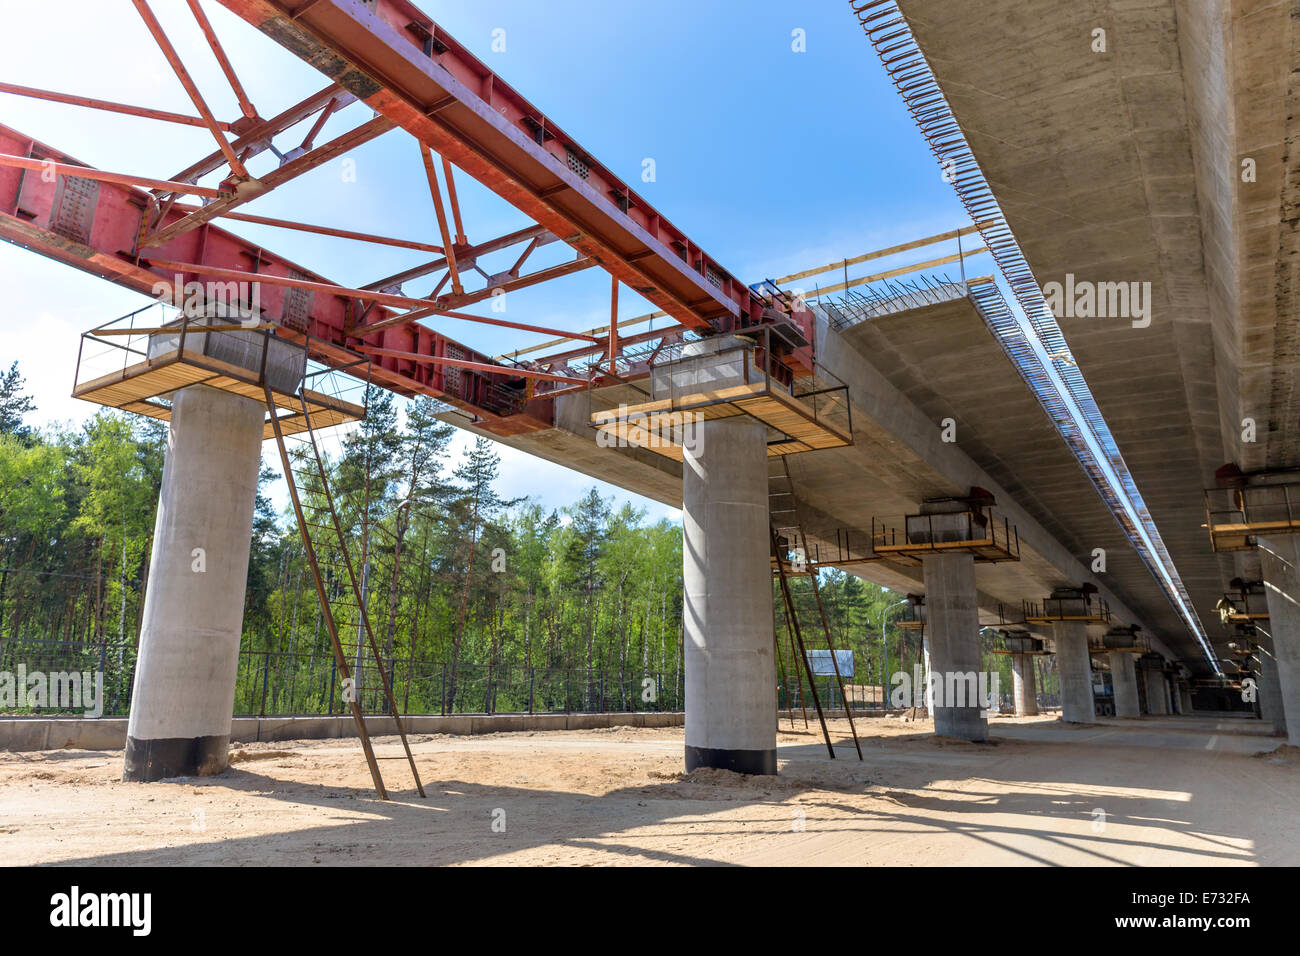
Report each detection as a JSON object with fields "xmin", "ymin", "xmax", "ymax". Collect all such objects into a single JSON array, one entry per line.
[
  {"xmin": 0, "ymin": 121, "xmax": 563, "ymax": 428},
  {"xmin": 146, "ymin": 256, "xmax": 601, "ymax": 342},
  {"xmin": 0, "ymin": 153, "xmax": 230, "ymax": 199},
  {"xmin": 165, "ymin": 83, "xmax": 351, "ymax": 189},
  {"xmin": 214, "ymin": 0, "xmax": 771, "ymax": 336},
  {"xmin": 141, "ymin": 114, "xmax": 394, "ymax": 247},
  {"xmin": 0, "ymin": 82, "xmax": 236, "ymax": 131},
  {"xmin": 171, "ymin": 203, "xmax": 444, "ymax": 253},
  {"xmin": 358, "ymin": 346, "xmax": 589, "ymax": 385}
]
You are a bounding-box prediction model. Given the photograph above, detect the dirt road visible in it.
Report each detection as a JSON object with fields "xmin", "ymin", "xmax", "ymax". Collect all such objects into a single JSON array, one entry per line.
[{"xmin": 2, "ymin": 714, "xmax": 1294, "ymax": 865}]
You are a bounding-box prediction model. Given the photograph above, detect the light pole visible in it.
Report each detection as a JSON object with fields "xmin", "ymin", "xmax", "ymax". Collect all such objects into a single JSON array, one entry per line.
[{"xmin": 881, "ymin": 598, "xmax": 908, "ymax": 710}]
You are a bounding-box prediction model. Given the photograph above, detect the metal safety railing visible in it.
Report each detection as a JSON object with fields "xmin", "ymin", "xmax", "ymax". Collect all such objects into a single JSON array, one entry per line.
[
  {"xmin": 1203, "ymin": 483, "xmax": 1300, "ymax": 551},
  {"xmin": 871, "ymin": 509, "xmax": 1020, "ymax": 559},
  {"xmin": 586, "ymin": 325, "xmax": 853, "ymax": 449},
  {"xmin": 73, "ymin": 300, "xmax": 371, "ymax": 423}
]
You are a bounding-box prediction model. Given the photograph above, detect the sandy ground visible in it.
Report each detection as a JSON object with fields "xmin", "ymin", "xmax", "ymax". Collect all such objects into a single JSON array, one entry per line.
[{"xmin": 1, "ymin": 713, "xmax": 1297, "ymax": 866}]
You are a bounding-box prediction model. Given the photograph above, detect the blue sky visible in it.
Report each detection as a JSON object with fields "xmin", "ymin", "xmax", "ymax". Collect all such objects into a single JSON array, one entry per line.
[{"xmin": 0, "ymin": 0, "xmax": 983, "ymax": 522}]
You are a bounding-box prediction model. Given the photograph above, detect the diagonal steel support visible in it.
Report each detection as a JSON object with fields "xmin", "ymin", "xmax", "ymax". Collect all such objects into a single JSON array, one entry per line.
[
  {"xmin": 186, "ymin": 0, "xmax": 259, "ymax": 121},
  {"xmin": 132, "ymin": 0, "xmax": 249, "ymax": 178},
  {"xmin": 419, "ymin": 143, "xmax": 463, "ymax": 295},
  {"xmin": 141, "ymin": 115, "xmax": 394, "ymax": 247}
]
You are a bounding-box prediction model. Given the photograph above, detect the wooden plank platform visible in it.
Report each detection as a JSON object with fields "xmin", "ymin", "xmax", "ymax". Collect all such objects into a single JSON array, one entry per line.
[
  {"xmin": 589, "ymin": 380, "xmax": 851, "ymax": 460},
  {"xmin": 872, "ymin": 536, "xmax": 1019, "ymax": 565},
  {"xmin": 74, "ymin": 352, "xmax": 364, "ymax": 437},
  {"xmin": 1024, "ymin": 614, "xmax": 1111, "ymax": 625},
  {"xmin": 1223, "ymin": 611, "xmax": 1269, "ymax": 623},
  {"xmin": 1209, "ymin": 518, "xmax": 1300, "ymax": 552}
]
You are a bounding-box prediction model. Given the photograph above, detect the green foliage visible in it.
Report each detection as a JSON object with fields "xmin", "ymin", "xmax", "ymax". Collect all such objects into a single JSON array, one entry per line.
[
  {"xmin": 0, "ymin": 361, "xmax": 901, "ymax": 717},
  {"xmin": 0, "ymin": 362, "xmax": 37, "ymax": 441}
]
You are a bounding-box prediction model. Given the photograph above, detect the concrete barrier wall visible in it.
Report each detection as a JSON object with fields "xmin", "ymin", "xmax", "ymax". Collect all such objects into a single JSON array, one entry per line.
[{"xmin": 0, "ymin": 712, "xmax": 685, "ymax": 753}]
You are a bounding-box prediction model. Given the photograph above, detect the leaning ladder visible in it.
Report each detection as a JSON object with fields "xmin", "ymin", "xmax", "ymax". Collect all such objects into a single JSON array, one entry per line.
[
  {"xmin": 264, "ymin": 383, "xmax": 426, "ymax": 800},
  {"xmin": 769, "ymin": 458, "xmax": 864, "ymax": 761}
]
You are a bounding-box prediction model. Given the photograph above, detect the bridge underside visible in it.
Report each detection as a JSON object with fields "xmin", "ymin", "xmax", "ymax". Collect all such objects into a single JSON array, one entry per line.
[
  {"xmin": 886, "ymin": 0, "xmax": 1300, "ymax": 670},
  {"xmin": 447, "ymin": 283, "xmax": 1192, "ymax": 663}
]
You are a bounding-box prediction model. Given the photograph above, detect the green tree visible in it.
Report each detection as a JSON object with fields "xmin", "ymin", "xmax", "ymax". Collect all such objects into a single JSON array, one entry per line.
[{"xmin": 0, "ymin": 362, "xmax": 37, "ymax": 441}]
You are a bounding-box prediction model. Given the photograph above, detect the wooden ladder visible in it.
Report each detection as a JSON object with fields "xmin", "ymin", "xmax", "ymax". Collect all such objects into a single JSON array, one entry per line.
[{"xmin": 264, "ymin": 382, "xmax": 426, "ymax": 800}]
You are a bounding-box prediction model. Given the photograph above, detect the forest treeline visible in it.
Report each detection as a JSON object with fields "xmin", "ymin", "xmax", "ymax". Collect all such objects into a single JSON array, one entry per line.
[{"xmin": 0, "ymin": 360, "xmax": 998, "ymax": 715}]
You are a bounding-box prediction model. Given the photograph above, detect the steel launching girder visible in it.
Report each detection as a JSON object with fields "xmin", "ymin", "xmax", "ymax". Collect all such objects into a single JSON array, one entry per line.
[
  {"xmin": 211, "ymin": 0, "xmax": 774, "ymax": 338},
  {"xmin": 0, "ymin": 122, "xmax": 558, "ymax": 430},
  {"xmin": 1, "ymin": 0, "xmax": 814, "ymax": 435}
]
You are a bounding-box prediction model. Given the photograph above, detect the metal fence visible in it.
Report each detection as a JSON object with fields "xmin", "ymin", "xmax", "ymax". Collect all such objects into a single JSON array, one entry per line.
[{"xmin": 0, "ymin": 639, "xmax": 683, "ymax": 718}]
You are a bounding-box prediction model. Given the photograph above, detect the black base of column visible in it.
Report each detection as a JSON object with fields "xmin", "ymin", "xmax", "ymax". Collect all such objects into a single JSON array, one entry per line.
[
  {"xmin": 685, "ymin": 744, "xmax": 777, "ymax": 775},
  {"xmin": 123, "ymin": 734, "xmax": 229, "ymax": 782},
  {"xmin": 933, "ymin": 707, "xmax": 989, "ymax": 742}
]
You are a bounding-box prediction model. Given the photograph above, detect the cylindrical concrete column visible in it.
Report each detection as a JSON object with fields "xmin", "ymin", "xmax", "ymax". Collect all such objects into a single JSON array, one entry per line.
[
  {"xmin": 1259, "ymin": 534, "xmax": 1300, "ymax": 744},
  {"xmin": 1144, "ymin": 666, "xmax": 1169, "ymax": 715},
  {"xmin": 1257, "ymin": 649, "xmax": 1287, "ymax": 735},
  {"xmin": 683, "ymin": 416, "xmax": 776, "ymax": 774},
  {"xmin": 1053, "ymin": 620, "xmax": 1094, "ymax": 723},
  {"xmin": 1011, "ymin": 654, "xmax": 1038, "ymax": 716},
  {"xmin": 124, "ymin": 385, "xmax": 265, "ymax": 781},
  {"xmin": 1178, "ymin": 682, "xmax": 1193, "ymax": 715},
  {"xmin": 920, "ymin": 552, "xmax": 987, "ymax": 741},
  {"xmin": 1109, "ymin": 651, "xmax": 1140, "ymax": 718}
]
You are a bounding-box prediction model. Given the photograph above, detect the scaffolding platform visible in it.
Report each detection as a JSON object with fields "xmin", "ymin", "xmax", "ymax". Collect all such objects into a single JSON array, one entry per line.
[
  {"xmin": 768, "ymin": 526, "xmax": 879, "ymax": 577},
  {"xmin": 1216, "ymin": 585, "xmax": 1270, "ymax": 624},
  {"xmin": 1204, "ymin": 482, "xmax": 1300, "ymax": 551},
  {"xmin": 870, "ymin": 510, "xmax": 1020, "ymax": 565},
  {"xmin": 590, "ymin": 380, "xmax": 851, "ymax": 460},
  {"xmin": 995, "ymin": 631, "xmax": 1045, "ymax": 655},
  {"xmin": 587, "ymin": 328, "xmax": 852, "ymax": 460},
  {"xmin": 895, "ymin": 600, "xmax": 925, "ymax": 630},
  {"xmin": 1023, "ymin": 601, "xmax": 1111, "ymax": 626},
  {"xmin": 73, "ymin": 305, "xmax": 367, "ymax": 439}
]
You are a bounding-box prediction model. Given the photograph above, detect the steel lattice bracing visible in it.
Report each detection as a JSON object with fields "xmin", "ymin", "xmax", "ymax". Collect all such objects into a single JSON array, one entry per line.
[
  {"xmin": 0, "ymin": 0, "xmax": 809, "ymax": 436},
  {"xmin": 210, "ymin": 0, "xmax": 770, "ymax": 337},
  {"xmin": 0, "ymin": 123, "xmax": 547, "ymax": 428}
]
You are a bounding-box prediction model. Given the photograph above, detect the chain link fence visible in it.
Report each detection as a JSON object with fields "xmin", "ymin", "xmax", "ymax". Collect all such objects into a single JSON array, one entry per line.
[{"xmin": 0, "ymin": 638, "xmax": 683, "ymax": 718}]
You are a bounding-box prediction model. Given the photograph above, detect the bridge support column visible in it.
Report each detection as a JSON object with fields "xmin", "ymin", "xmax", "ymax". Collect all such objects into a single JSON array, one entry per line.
[
  {"xmin": 1053, "ymin": 620, "xmax": 1094, "ymax": 723},
  {"xmin": 1109, "ymin": 651, "xmax": 1140, "ymax": 718},
  {"xmin": 682, "ymin": 416, "xmax": 776, "ymax": 774},
  {"xmin": 1144, "ymin": 666, "xmax": 1169, "ymax": 716},
  {"xmin": 123, "ymin": 385, "xmax": 264, "ymax": 782},
  {"xmin": 1259, "ymin": 534, "xmax": 1300, "ymax": 743},
  {"xmin": 1257, "ymin": 648, "xmax": 1287, "ymax": 735},
  {"xmin": 1011, "ymin": 654, "xmax": 1038, "ymax": 716},
  {"xmin": 1177, "ymin": 681, "xmax": 1193, "ymax": 715},
  {"xmin": 921, "ymin": 552, "xmax": 987, "ymax": 740}
]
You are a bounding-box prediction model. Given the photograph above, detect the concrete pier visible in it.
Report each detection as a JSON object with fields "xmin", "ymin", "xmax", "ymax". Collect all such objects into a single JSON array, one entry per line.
[
  {"xmin": 921, "ymin": 551, "xmax": 987, "ymax": 741},
  {"xmin": 1144, "ymin": 666, "xmax": 1169, "ymax": 716},
  {"xmin": 1109, "ymin": 651, "xmax": 1141, "ymax": 718},
  {"xmin": 1053, "ymin": 620, "xmax": 1094, "ymax": 723},
  {"xmin": 1257, "ymin": 648, "xmax": 1287, "ymax": 735},
  {"xmin": 682, "ymin": 415, "xmax": 776, "ymax": 774},
  {"xmin": 1011, "ymin": 654, "xmax": 1038, "ymax": 716},
  {"xmin": 123, "ymin": 385, "xmax": 265, "ymax": 781},
  {"xmin": 1259, "ymin": 534, "xmax": 1300, "ymax": 744}
]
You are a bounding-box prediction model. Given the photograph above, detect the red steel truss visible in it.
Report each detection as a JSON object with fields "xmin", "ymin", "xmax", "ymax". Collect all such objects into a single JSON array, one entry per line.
[{"xmin": 0, "ymin": 0, "xmax": 807, "ymax": 434}]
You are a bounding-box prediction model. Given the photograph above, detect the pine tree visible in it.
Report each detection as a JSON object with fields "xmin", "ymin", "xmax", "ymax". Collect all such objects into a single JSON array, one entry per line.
[{"xmin": 0, "ymin": 362, "xmax": 37, "ymax": 441}]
